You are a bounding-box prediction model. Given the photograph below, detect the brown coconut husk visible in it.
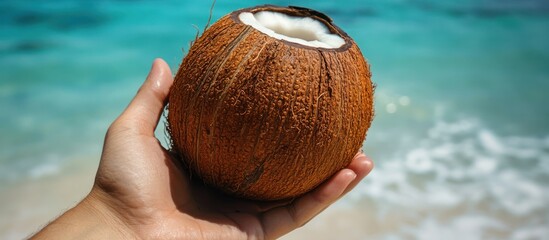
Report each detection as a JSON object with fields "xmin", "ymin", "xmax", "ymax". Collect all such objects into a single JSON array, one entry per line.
[{"xmin": 166, "ymin": 5, "xmax": 374, "ymax": 201}]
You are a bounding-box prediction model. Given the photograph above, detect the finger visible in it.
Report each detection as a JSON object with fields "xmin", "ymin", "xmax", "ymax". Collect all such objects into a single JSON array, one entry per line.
[
  {"xmin": 261, "ymin": 168, "xmax": 357, "ymax": 239},
  {"xmin": 342, "ymin": 153, "xmax": 374, "ymax": 196},
  {"xmin": 112, "ymin": 58, "xmax": 173, "ymax": 135}
]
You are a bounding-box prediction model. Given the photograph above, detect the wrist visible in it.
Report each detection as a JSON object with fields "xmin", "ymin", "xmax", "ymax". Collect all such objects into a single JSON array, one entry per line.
[
  {"xmin": 80, "ymin": 188, "xmax": 139, "ymax": 239},
  {"xmin": 31, "ymin": 188, "xmax": 138, "ymax": 239}
]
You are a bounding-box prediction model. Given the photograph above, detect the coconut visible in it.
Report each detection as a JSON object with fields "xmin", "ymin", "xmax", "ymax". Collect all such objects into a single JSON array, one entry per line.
[{"xmin": 168, "ymin": 5, "xmax": 374, "ymax": 201}]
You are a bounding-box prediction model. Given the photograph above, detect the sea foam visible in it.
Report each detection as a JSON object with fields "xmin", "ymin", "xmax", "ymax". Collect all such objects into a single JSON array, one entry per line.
[{"xmin": 353, "ymin": 118, "xmax": 549, "ymax": 239}]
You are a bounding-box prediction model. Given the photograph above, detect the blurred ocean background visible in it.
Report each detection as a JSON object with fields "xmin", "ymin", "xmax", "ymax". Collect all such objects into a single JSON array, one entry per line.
[{"xmin": 1, "ymin": 0, "xmax": 548, "ymax": 239}]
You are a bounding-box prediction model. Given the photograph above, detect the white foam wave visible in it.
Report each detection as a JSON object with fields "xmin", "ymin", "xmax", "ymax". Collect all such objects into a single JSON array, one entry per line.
[
  {"xmin": 355, "ymin": 118, "xmax": 549, "ymax": 238},
  {"xmin": 404, "ymin": 214, "xmax": 505, "ymax": 240}
]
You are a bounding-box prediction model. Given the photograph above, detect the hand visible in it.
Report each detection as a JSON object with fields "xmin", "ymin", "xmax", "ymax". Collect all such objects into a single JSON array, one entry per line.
[{"xmin": 32, "ymin": 59, "xmax": 374, "ymax": 240}]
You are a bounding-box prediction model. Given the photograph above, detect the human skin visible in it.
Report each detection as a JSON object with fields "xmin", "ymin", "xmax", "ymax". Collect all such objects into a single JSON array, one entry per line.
[{"xmin": 31, "ymin": 59, "xmax": 374, "ymax": 240}]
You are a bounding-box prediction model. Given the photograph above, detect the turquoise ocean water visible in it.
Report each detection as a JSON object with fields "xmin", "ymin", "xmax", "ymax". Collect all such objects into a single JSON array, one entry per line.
[{"xmin": 1, "ymin": 0, "xmax": 549, "ymax": 239}]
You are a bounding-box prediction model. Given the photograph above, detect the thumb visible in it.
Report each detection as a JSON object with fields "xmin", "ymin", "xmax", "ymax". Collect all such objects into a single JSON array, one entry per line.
[{"xmin": 112, "ymin": 58, "xmax": 173, "ymax": 136}]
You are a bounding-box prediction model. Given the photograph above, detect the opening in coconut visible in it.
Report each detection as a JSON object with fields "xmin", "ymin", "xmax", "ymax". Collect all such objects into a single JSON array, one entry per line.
[{"xmin": 238, "ymin": 11, "xmax": 345, "ymax": 49}]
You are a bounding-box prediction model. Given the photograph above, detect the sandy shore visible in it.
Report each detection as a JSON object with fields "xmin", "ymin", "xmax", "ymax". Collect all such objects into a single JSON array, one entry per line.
[
  {"xmin": 0, "ymin": 163, "xmax": 531, "ymax": 240},
  {"xmin": 2, "ymin": 154, "xmax": 532, "ymax": 240},
  {"xmin": 0, "ymin": 161, "xmax": 97, "ymax": 239}
]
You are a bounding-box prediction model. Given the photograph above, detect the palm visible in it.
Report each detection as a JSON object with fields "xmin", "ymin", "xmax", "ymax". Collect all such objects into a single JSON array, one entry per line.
[
  {"xmin": 96, "ymin": 127, "xmax": 264, "ymax": 239},
  {"xmin": 96, "ymin": 127, "xmax": 305, "ymax": 239}
]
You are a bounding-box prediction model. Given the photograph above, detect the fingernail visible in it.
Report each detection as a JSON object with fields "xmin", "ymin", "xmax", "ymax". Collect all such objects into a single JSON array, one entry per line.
[
  {"xmin": 347, "ymin": 171, "xmax": 357, "ymax": 180},
  {"xmin": 363, "ymin": 157, "xmax": 374, "ymax": 169}
]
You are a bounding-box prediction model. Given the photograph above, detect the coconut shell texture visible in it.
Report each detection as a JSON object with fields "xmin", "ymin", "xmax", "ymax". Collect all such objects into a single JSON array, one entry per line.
[{"xmin": 168, "ymin": 5, "xmax": 374, "ymax": 200}]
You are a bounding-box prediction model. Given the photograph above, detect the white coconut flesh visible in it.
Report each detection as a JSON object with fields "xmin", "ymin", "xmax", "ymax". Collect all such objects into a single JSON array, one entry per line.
[{"xmin": 238, "ymin": 11, "xmax": 346, "ymax": 49}]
